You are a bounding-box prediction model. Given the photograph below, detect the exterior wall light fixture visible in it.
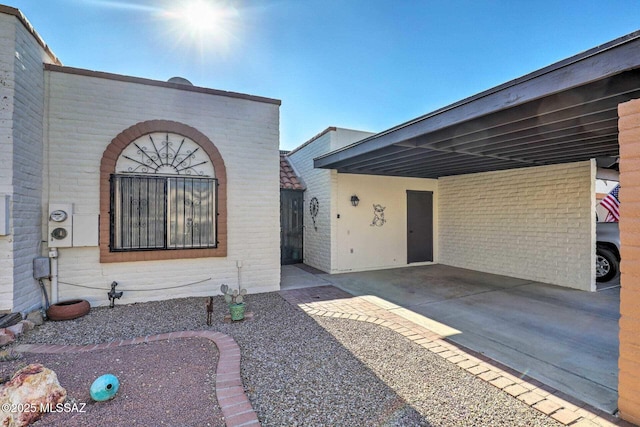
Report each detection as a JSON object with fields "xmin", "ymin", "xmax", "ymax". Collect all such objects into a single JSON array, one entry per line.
[{"xmin": 350, "ymin": 195, "xmax": 360, "ymax": 207}]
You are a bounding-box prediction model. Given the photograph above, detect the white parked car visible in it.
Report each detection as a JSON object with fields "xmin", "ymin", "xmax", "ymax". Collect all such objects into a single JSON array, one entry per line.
[{"xmin": 596, "ymin": 222, "xmax": 620, "ymax": 282}]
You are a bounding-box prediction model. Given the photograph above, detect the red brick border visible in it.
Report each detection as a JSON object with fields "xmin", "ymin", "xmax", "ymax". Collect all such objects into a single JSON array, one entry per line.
[
  {"xmin": 15, "ymin": 331, "xmax": 259, "ymax": 427},
  {"xmin": 280, "ymin": 286, "xmax": 631, "ymax": 427}
]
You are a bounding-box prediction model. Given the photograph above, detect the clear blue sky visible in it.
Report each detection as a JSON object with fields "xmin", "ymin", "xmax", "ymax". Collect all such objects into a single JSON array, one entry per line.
[{"xmin": 5, "ymin": 0, "xmax": 639, "ymax": 150}]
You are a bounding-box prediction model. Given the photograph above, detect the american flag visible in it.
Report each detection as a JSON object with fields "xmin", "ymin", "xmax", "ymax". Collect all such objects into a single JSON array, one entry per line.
[{"xmin": 601, "ymin": 184, "xmax": 620, "ymax": 222}]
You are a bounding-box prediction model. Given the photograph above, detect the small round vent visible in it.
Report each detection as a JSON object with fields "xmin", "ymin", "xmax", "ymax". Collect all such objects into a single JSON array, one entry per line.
[{"xmin": 167, "ymin": 76, "xmax": 193, "ymax": 86}]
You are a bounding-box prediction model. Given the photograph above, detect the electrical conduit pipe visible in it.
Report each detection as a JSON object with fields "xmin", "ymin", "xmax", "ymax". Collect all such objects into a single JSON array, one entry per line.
[{"xmin": 49, "ymin": 248, "xmax": 58, "ymax": 304}]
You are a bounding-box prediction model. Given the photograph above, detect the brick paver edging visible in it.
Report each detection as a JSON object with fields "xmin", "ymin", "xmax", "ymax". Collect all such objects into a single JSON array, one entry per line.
[
  {"xmin": 280, "ymin": 287, "xmax": 630, "ymax": 427},
  {"xmin": 14, "ymin": 330, "xmax": 259, "ymax": 427}
]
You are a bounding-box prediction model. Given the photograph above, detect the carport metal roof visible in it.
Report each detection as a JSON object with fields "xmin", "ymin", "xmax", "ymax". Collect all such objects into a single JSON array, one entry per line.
[{"xmin": 315, "ymin": 31, "xmax": 640, "ymax": 178}]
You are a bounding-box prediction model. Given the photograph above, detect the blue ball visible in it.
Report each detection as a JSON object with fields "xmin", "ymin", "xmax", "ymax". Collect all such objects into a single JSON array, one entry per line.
[{"xmin": 90, "ymin": 374, "xmax": 120, "ymax": 402}]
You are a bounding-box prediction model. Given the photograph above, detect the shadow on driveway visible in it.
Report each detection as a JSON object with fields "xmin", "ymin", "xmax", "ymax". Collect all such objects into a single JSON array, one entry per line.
[{"xmin": 301, "ymin": 264, "xmax": 620, "ymax": 414}]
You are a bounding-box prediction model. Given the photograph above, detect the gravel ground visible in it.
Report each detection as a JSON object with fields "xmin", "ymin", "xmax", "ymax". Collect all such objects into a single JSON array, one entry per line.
[
  {"xmin": 3, "ymin": 292, "xmax": 562, "ymax": 426},
  {"xmin": 1, "ymin": 338, "xmax": 223, "ymax": 427}
]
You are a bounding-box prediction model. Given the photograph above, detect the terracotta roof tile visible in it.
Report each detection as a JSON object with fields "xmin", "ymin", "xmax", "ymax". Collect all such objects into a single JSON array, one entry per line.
[{"xmin": 280, "ymin": 151, "xmax": 305, "ymax": 190}]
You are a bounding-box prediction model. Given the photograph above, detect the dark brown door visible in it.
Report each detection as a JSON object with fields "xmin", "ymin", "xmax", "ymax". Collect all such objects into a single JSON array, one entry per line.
[
  {"xmin": 280, "ymin": 190, "xmax": 304, "ymax": 264},
  {"xmin": 407, "ymin": 190, "xmax": 433, "ymax": 263}
]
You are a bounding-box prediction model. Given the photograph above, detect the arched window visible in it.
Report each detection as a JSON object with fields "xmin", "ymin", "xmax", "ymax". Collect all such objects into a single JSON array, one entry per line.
[
  {"xmin": 100, "ymin": 121, "xmax": 227, "ymax": 262},
  {"xmin": 112, "ymin": 132, "xmax": 217, "ymax": 250}
]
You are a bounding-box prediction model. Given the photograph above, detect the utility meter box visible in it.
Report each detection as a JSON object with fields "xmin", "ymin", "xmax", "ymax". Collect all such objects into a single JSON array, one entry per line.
[
  {"xmin": 33, "ymin": 257, "xmax": 51, "ymax": 280},
  {"xmin": 48, "ymin": 203, "xmax": 73, "ymax": 248}
]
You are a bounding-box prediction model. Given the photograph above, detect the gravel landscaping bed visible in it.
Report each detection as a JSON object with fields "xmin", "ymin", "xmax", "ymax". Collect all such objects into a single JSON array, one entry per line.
[
  {"xmin": 1, "ymin": 338, "xmax": 223, "ymax": 427},
  {"xmin": 3, "ymin": 292, "xmax": 561, "ymax": 426}
]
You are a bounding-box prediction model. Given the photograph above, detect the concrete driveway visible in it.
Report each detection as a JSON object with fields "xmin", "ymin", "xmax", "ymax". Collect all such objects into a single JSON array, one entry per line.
[{"xmin": 281, "ymin": 264, "xmax": 620, "ymax": 414}]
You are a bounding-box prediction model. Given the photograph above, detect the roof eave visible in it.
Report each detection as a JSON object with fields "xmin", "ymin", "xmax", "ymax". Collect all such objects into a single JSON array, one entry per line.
[{"xmin": 315, "ymin": 30, "xmax": 640, "ymax": 170}]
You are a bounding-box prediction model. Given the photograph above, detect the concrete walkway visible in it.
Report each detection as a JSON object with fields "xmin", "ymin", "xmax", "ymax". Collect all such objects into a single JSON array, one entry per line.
[{"xmin": 281, "ymin": 264, "xmax": 620, "ymax": 415}]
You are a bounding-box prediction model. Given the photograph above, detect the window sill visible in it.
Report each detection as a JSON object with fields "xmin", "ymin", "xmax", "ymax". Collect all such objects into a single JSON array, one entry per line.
[{"xmin": 99, "ymin": 246, "xmax": 226, "ymax": 263}]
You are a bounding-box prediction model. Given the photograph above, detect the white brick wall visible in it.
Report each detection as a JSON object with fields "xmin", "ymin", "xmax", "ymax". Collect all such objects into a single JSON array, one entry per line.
[
  {"xmin": 0, "ymin": 13, "xmax": 54, "ymax": 313},
  {"xmin": 438, "ymin": 161, "xmax": 595, "ymax": 290},
  {"xmin": 331, "ymin": 128, "xmax": 373, "ymax": 151},
  {"xmin": 288, "ymin": 128, "xmax": 373, "ymax": 272},
  {"xmin": 288, "ymin": 132, "xmax": 333, "ymax": 272},
  {"xmin": 45, "ymin": 70, "xmax": 280, "ymax": 306},
  {"xmin": 0, "ymin": 14, "xmax": 16, "ymax": 311},
  {"xmin": 11, "ymin": 20, "xmax": 50, "ymax": 313}
]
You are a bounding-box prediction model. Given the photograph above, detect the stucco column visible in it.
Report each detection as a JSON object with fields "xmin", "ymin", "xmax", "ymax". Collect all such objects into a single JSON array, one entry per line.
[{"xmin": 618, "ymin": 98, "xmax": 640, "ymax": 424}]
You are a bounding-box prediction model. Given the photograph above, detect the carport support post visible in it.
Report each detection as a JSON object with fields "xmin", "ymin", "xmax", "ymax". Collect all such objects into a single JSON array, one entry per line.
[{"xmin": 618, "ymin": 98, "xmax": 640, "ymax": 425}]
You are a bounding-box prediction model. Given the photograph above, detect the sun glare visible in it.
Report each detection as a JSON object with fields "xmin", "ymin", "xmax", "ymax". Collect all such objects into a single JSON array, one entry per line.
[
  {"xmin": 164, "ymin": 0, "xmax": 239, "ymax": 52},
  {"xmin": 181, "ymin": 1, "xmax": 219, "ymax": 31}
]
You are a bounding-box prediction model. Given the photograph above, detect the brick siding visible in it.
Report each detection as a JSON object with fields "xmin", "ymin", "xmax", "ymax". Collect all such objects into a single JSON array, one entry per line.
[
  {"xmin": 43, "ymin": 68, "xmax": 280, "ymax": 306},
  {"xmin": 439, "ymin": 161, "xmax": 594, "ymax": 290},
  {"xmin": 0, "ymin": 13, "xmax": 56, "ymax": 313},
  {"xmin": 618, "ymin": 98, "xmax": 640, "ymax": 425},
  {"xmin": 288, "ymin": 128, "xmax": 374, "ymax": 273},
  {"xmin": 0, "ymin": 13, "xmax": 16, "ymax": 311},
  {"xmin": 288, "ymin": 133, "xmax": 334, "ymax": 272}
]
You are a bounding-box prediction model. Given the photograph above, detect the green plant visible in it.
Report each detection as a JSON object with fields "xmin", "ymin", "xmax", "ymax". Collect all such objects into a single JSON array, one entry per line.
[
  {"xmin": 220, "ymin": 284, "xmax": 247, "ymax": 305},
  {"xmin": 0, "ymin": 349, "xmax": 22, "ymax": 362}
]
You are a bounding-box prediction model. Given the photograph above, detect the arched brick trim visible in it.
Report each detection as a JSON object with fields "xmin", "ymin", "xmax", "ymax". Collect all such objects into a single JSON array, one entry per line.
[{"xmin": 100, "ymin": 120, "xmax": 227, "ymax": 263}]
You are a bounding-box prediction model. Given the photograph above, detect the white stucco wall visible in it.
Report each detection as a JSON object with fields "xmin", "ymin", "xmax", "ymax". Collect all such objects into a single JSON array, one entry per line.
[
  {"xmin": 288, "ymin": 128, "xmax": 373, "ymax": 272},
  {"xmin": 438, "ymin": 161, "xmax": 595, "ymax": 290},
  {"xmin": 44, "ymin": 70, "xmax": 280, "ymax": 306},
  {"xmin": 333, "ymin": 173, "xmax": 438, "ymax": 272}
]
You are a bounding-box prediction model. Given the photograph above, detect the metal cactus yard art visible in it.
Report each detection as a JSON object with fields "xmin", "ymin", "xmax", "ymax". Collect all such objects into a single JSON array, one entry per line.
[{"xmin": 220, "ymin": 284, "xmax": 248, "ymax": 321}]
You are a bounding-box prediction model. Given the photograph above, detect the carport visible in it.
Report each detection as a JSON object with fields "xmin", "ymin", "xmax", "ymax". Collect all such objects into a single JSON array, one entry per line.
[{"xmin": 314, "ymin": 31, "xmax": 640, "ymax": 423}]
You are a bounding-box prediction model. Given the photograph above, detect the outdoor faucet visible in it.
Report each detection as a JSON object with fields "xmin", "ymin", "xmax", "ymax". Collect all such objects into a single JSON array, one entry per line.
[{"xmin": 108, "ymin": 281, "xmax": 123, "ymax": 308}]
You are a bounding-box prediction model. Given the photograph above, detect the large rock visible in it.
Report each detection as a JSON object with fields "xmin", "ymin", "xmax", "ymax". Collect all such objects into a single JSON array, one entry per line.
[
  {"xmin": 5, "ymin": 323, "xmax": 23, "ymax": 338},
  {"xmin": 25, "ymin": 311, "xmax": 43, "ymax": 327},
  {"xmin": 0, "ymin": 364, "xmax": 67, "ymax": 427},
  {"xmin": 18, "ymin": 321, "xmax": 34, "ymax": 333}
]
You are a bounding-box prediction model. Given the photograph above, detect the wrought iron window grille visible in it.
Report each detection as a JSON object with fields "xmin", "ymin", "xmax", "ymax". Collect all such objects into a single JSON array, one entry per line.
[{"xmin": 110, "ymin": 174, "xmax": 218, "ymax": 252}]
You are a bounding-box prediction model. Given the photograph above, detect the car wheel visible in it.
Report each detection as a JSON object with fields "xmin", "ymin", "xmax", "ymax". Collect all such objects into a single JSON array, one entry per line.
[{"xmin": 596, "ymin": 247, "xmax": 619, "ymax": 282}]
